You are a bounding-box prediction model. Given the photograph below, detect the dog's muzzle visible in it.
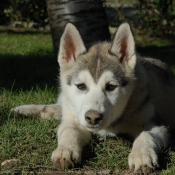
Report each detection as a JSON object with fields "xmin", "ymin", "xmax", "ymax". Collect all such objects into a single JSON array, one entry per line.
[{"xmin": 85, "ymin": 110, "xmax": 103, "ymax": 126}]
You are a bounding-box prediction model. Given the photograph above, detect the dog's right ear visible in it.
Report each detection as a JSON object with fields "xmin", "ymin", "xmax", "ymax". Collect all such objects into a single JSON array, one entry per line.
[{"xmin": 58, "ymin": 23, "xmax": 86, "ymax": 70}]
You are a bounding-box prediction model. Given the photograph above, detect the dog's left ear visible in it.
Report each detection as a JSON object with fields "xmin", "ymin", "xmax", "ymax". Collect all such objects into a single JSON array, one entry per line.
[
  {"xmin": 58, "ymin": 23, "xmax": 86, "ymax": 70},
  {"xmin": 110, "ymin": 23, "xmax": 136, "ymax": 69}
]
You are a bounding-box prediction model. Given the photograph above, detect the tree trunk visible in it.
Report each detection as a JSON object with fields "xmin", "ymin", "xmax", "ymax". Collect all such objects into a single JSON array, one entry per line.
[{"xmin": 46, "ymin": 0, "xmax": 110, "ymax": 57}]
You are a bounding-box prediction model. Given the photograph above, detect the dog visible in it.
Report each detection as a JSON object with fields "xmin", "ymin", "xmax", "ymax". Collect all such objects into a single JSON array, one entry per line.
[{"xmin": 12, "ymin": 22, "xmax": 175, "ymax": 174}]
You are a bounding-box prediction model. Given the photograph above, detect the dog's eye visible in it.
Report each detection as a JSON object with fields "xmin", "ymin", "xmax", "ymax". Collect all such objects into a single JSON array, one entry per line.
[
  {"xmin": 105, "ymin": 83, "xmax": 117, "ymax": 91},
  {"xmin": 76, "ymin": 83, "xmax": 87, "ymax": 90}
]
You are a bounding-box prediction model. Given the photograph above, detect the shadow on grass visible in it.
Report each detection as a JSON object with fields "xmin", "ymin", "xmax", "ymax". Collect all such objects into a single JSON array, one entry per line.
[
  {"xmin": 0, "ymin": 53, "xmax": 59, "ymax": 91},
  {"xmin": 0, "ymin": 44, "xmax": 175, "ymax": 91},
  {"xmin": 156, "ymin": 132, "xmax": 175, "ymax": 173}
]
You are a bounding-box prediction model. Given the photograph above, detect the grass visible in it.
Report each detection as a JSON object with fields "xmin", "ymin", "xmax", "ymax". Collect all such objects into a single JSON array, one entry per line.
[{"xmin": 0, "ymin": 28, "xmax": 175, "ymax": 175}]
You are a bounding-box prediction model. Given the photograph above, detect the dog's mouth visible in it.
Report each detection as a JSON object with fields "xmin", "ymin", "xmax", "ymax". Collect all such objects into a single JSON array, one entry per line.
[{"xmin": 86, "ymin": 126, "xmax": 101, "ymax": 132}]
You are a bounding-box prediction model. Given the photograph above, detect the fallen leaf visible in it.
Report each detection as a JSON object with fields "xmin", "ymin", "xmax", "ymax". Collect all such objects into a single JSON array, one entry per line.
[
  {"xmin": 1, "ymin": 159, "xmax": 19, "ymax": 167},
  {"xmin": 98, "ymin": 169, "xmax": 111, "ymax": 175}
]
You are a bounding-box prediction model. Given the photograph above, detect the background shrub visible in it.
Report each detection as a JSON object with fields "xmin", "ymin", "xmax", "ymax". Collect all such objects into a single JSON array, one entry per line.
[
  {"xmin": 136, "ymin": 0, "xmax": 175, "ymax": 35},
  {"xmin": 0, "ymin": 0, "xmax": 175, "ymax": 35},
  {"xmin": 1, "ymin": 0, "xmax": 48, "ymax": 27}
]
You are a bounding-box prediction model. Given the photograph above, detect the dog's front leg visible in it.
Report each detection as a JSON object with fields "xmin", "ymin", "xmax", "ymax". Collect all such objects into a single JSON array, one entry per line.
[
  {"xmin": 11, "ymin": 104, "xmax": 61, "ymax": 120},
  {"xmin": 128, "ymin": 124, "xmax": 168, "ymax": 174},
  {"xmin": 51, "ymin": 120, "xmax": 91, "ymax": 169}
]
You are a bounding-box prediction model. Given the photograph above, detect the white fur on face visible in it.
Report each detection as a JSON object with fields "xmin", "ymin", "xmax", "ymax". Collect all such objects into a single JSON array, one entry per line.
[{"xmin": 62, "ymin": 70, "xmax": 134, "ymax": 131}]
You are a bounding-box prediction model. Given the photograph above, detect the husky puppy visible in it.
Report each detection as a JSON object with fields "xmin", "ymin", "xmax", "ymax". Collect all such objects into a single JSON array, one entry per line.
[{"xmin": 12, "ymin": 22, "xmax": 175, "ymax": 174}]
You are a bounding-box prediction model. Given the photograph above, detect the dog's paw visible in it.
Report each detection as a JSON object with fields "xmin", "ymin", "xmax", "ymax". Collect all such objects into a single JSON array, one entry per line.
[
  {"xmin": 128, "ymin": 148, "xmax": 159, "ymax": 174},
  {"xmin": 11, "ymin": 105, "xmax": 40, "ymax": 116},
  {"xmin": 40, "ymin": 105, "xmax": 61, "ymax": 120},
  {"xmin": 51, "ymin": 146, "xmax": 81, "ymax": 169}
]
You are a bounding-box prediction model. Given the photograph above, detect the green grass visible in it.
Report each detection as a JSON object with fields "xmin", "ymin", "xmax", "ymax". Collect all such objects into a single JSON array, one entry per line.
[{"xmin": 1, "ymin": 29, "xmax": 175, "ymax": 174}]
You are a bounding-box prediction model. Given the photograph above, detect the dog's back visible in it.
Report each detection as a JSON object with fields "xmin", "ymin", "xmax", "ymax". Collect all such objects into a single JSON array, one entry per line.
[{"xmin": 137, "ymin": 57, "xmax": 175, "ymax": 129}]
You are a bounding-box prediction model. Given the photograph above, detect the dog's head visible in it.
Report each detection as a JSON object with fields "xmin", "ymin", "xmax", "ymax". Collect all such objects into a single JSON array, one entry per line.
[{"xmin": 58, "ymin": 22, "xmax": 136, "ymax": 132}]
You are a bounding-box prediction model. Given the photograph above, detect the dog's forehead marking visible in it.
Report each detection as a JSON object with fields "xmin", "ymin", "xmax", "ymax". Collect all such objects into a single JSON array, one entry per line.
[
  {"xmin": 80, "ymin": 43, "xmax": 120, "ymax": 80},
  {"xmin": 76, "ymin": 70, "xmax": 116, "ymax": 84},
  {"xmin": 75, "ymin": 70, "xmax": 94, "ymax": 84},
  {"xmin": 67, "ymin": 42, "xmax": 128, "ymax": 86}
]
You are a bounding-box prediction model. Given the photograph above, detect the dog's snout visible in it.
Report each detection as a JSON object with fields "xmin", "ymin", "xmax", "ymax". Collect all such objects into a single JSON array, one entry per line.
[{"xmin": 85, "ymin": 110, "xmax": 103, "ymax": 125}]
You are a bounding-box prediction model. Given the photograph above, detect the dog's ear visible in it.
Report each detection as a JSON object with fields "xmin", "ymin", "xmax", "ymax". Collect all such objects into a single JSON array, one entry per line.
[
  {"xmin": 58, "ymin": 23, "xmax": 86, "ymax": 70},
  {"xmin": 110, "ymin": 23, "xmax": 136, "ymax": 69}
]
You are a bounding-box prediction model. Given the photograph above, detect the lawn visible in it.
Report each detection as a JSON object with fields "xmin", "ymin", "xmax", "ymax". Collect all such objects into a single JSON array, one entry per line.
[{"xmin": 0, "ymin": 28, "xmax": 175, "ymax": 175}]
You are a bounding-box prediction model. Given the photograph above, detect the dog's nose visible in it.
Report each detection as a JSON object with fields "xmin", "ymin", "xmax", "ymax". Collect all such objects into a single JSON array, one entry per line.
[{"xmin": 85, "ymin": 110, "xmax": 103, "ymax": 125}]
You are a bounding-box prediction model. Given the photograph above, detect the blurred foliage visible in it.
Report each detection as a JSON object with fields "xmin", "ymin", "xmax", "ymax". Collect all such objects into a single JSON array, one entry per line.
[
  {"xmin": 0, "ymin": 0, "xmax": 175, "ymax": 35},
  {"xmin": 137, "ymin": 0, "xmax": 175, "ymax": 35},
  {"xmin": 1, "ymin": 0, "xmax": 48, "ymax": 27}
]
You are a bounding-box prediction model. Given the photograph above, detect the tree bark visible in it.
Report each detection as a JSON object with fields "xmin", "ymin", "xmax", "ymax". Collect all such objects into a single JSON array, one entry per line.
[{"xmin": 46, "ymin": 0, "xmax": 110, "ymax": 57}]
